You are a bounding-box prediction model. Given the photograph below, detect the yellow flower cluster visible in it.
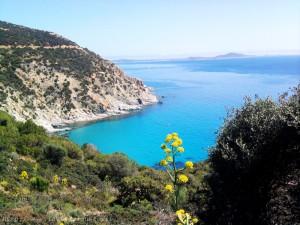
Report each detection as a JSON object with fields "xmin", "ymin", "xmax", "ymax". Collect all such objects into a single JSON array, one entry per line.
[
  {"xmin": 160, "ymin": 159, "xmax": 168, "ymax": 166},
  {"xmin": 176, "ymin": 209, "xmax": 199, "ymax": 225},
  {"xmin": 185, "ymin": 161, "xmax": 193, "ymax": 169},
  {"xmin": 0, "ymin": 180, "xmax": 8, "ymax": 189},
  {"xmin": 160, "ymin": 132, "xmax": 186, "ymax": 168},
  {"xmin": 164, "ymin": 148, "xmax": 172, "ymax": 153},
  {"xmin": 178, "ymin": 174, "xmax": 189, "ymax": 183},
  {"xmin": 165, "ymin": 184, "xmax": 174, "ymax": 193},
  {"xmin": 176, "ymin": 209, "xmax": 185, "ymax": 216},
  {"xmin": 61, "ymin": 178, "xmax": 68, "ymax": 187},
  {"xmin": 53, "ymin": 175, "xmax": 59, "ymax": 184},
  {"xmin": 177, "ymin": 147, "xmax": 184, "ymax": 153},
  {"xmin": 165, "ymin": 134, "xmax": 173, "ymax": 143},
  {"xmin": 171, "ymin": 138, "xmax": 183, "ymax": 147},
  {"xmin": 165, "ymin": 133, "xmax": 183, "ymax": 147},
  {"xmin": 20, "ymin": 171, "xmax": 28, "ymax": 180},
  {"xmin": 166, "ymin": 156, "xmax": 173, "ymax": 162}
]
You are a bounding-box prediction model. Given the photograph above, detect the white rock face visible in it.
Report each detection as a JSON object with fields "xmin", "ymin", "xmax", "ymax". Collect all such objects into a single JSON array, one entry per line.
[{"xmin": 0, "ymin": 53, "xmax": 158, "ymax": 131}]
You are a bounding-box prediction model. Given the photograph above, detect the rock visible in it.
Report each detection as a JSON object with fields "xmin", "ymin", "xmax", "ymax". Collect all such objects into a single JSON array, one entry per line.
[{"xmin": 137, "ymin": 98, "xmax": 143, "ymax": 105}]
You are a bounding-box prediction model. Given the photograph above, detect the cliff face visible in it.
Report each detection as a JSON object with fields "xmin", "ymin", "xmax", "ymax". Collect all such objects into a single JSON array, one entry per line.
[{"xmin": 0, "ymin": 21, "xmax": 157, "ymax": 131}]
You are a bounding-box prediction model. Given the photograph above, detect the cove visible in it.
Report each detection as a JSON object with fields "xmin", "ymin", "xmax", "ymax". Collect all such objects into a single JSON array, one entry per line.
[{"xmin": 67, "ymin": 56, "xmax": 300, "ymax": 167}]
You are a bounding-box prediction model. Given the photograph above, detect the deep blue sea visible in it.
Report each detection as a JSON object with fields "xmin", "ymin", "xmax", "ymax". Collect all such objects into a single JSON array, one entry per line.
[{"xmin": 68, "ymin": 56, "xmax": 300, "ymax": 167}]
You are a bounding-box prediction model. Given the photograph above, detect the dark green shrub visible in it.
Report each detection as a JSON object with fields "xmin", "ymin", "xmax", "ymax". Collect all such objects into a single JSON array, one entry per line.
[
  {"xmin": 103, "ymin": 153, "xmax": 138, "ymax": 181},
  {"xmin": 204, "ymin": 86, "xmax": 300, "ymax": 225},
  {"xmin": 108, "ymin": 205, "xmax": 158, "ymax": 225},
  {"xmin": 0, "ymin": 152, "xmax": 9, "ymax": 172},
  {"xmin": 0, "ymin": 119, "xmax": 7, "ymax": 126},
  {"xmin": 49, "ymin": 137, "xmax": 82, "ymax": 160},
  {"xmin": 43, "ymin": 144, "xmax": 66, "ymax": 166},
  {"xmin": 67, "ymin": 147, "xmax": 82, "ymax": 160},
  {"xmin": 16, "ymin": 134, "xmax": 46, "ymax": 156},
  {"xmin": 30, "ymin": 176, "xmax": 49, "ymax": 192},
  {"xmin": 117, "ymin": 171, "xmax": 166, "ymax": 207},
  {"xmin": 18, "ymin": 120, "xmax": 45, "ymax": 135}
]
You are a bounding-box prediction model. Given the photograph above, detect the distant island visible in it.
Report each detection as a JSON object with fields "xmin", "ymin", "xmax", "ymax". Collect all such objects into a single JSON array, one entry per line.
[
  {"xmin": 214, "ymin": 52, "xmax": 250, "ymax": 58},
  {"xmin": 117, "ymin": 52, "xmax": 252, "ymax": 62}
]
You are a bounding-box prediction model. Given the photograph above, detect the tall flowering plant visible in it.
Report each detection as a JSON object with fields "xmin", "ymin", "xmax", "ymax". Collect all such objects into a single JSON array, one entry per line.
[{"xmin": 160, "ymin": 132, "xmax": 198, "ymax": 225}]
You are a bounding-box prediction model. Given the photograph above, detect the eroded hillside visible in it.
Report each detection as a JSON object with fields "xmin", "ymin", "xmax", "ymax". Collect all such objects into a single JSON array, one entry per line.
[{"xmin": 0, "ymin": 21, "xmax": 157, "ymax": 131}]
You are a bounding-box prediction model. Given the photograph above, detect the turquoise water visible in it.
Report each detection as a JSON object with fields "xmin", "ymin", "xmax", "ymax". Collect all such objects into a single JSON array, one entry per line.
[{"xmin": 68, "ymin": 56, "xmax": 300, "ymax": 167}]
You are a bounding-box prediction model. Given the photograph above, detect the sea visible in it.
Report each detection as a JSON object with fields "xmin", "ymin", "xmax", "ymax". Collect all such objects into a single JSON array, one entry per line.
[{"xmin": 67, "ymin": 55, "xmax": 300, "ymax": 167}]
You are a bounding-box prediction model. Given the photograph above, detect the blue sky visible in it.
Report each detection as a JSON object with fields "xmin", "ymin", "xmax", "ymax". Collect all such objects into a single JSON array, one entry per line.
[{"xmin": 1, "ymin": 0, "xmax": 300, "ymax": 59}]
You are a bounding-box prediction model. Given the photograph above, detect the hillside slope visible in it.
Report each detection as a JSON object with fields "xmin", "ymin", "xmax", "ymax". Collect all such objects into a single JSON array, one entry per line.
[
  {"xmin": 0, "ymin": 111, "xmax": 168, "ymax": 224},
  {"xmin": 0, "ymin": 21, "xmax": 157, "ymax": 131},
  {"xmin": 0, "ymin": 110, "xmax": 209, "ymax": 225}
]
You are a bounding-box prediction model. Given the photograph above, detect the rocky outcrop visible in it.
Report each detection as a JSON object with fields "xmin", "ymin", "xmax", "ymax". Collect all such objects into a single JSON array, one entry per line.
[{"xmin": 0, "ymin": 21, "xmax": 157, "ymax": 131}]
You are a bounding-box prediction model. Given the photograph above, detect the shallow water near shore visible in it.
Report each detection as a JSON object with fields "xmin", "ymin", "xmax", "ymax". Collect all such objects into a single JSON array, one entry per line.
[{"xmin": 67, "ymin": 56, "xmax": 300, "ymax": 167}]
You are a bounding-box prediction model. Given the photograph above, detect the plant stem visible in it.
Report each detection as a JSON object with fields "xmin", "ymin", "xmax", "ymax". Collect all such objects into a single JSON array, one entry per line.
[{"xmin": 171, "ymin": 146, "xmax": 179, "ymax": 210}]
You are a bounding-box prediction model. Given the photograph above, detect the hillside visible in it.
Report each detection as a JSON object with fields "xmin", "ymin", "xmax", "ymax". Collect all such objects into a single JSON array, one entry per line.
[
  {"xmin": 0, "ymin": 21, "xmax": 157, "ymax": 131},
  {"xmin": 0, "ymin": 110, "xmax": 209, "ymax": 225}
]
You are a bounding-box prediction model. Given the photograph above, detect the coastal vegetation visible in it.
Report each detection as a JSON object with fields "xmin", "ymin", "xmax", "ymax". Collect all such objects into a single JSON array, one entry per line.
[
  {"xmin": 0, "ymin": 110, "xmax": 209, "ymax": 224},
  {"xmin": 0, "ymin": 85, "xmax": 298, "ymax": 224}
]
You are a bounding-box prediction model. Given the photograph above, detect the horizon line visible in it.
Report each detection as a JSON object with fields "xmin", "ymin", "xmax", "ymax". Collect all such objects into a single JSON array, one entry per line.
[{"xmin": 108, "ymin": 50, "xmax": 300, "ymax": 61}]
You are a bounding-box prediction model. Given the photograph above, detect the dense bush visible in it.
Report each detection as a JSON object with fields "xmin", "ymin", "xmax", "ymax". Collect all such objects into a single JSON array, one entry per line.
[
  {"xmin": 117, "ymin": 168, "xmax": 166, "ymax": 207},
  {"xmin": 105, "ymin": 153, "xmax": 138, "ymax": 180},
  {"xmin": 87, "ymin": 152, "xmax": 139, "ymax": 181},
  {"xmin": 203, "ymin": 85, "xmax": 300, "ymax": 225},
  {"xmin": 18, "ymin": 120, "xmax": 45, "ymax": 135},
  {"xmin": 30, "ymin": 176, "xmax": 49, "ymax": 192},
  {"xmin": 43, "ymin": 144, "xmax": 66, "ymax": 166}
]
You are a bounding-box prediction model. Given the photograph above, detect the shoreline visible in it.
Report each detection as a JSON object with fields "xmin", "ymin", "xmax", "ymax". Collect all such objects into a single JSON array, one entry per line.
[
  {"xmin": 49, "ymin": 100, "xmax": 159, "ymax": 134},
  {"xmin": 3, "ymin": 85, "xmax": 159, "ymax": 133}
]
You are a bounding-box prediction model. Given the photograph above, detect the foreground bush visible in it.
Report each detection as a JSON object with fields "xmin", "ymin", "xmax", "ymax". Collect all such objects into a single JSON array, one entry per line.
[{"xmin": 204, "ymin": 85, "xmax": 300, "ymax": 225}]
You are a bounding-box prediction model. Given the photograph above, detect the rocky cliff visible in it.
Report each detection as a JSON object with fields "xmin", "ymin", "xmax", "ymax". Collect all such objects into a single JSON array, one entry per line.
[{"xmin": 0, "ymin": 21, "xmax": 157, "ymax": 131}]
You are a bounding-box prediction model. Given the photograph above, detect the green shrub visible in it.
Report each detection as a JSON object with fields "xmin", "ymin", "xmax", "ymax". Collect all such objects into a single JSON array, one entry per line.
[
  {"xmin": 66, "ymin": 145, "xmax": 82, "ymax": 160},
  {"xmin": 104, "ymin": 153, "xmax": 138, "ymax": 181},
  {"xmin": 18, "ymin": 120, "xmax": 45, "ymax": 135},
  {"xmin": 30, "ymin": 176, "xmax": 49, "ymax": 192},
  {"xmin": 49, "ymin": 137, "xmax": 82, "ymax": 160},
  {"xmin": 82, "ymin": 144, "xmax": 99, "ymax": 160},
  {"xmin": 117, "ymin": 173, "xmax": 165, "ymax": 207},
  {"xmin": 43, "ymin": 144, "xmax": 66, "ymax": 166},
  {"xmin": 16, "ymin": 134, "xmax": 45, "ymax": 156},
  {"xmin": 204, "ymin": 86, "xmax": 300, "ymax": 225}
]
